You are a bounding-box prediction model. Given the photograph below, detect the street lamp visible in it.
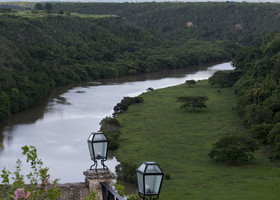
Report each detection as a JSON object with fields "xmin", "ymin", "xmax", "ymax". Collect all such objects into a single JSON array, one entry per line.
[
  {"xmin": 136, "ymin": 162, "xmax": 164, "ymax": 200},
  {"xmin": 87, "ymin": 132, "xmax": 108, "ymax": 171}
]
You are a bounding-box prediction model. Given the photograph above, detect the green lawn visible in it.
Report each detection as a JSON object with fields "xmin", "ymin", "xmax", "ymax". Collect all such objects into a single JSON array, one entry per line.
[{"xmin": 116, "ymin": 80, "xmax": 280, "ymax": 200}]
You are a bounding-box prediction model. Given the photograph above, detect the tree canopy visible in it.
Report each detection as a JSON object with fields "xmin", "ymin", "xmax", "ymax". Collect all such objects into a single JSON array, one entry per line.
[{"xmin": 176, "ymin": 96, "xmax": 208, "ymax": 112}]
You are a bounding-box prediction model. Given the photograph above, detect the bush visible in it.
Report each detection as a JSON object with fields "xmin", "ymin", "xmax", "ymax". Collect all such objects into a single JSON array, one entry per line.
[
  {"xmin": 113, "ymin": 97, "xmax": 144, "ymax": 115},
  {"xmin": 268, "ymin": 122, "xmax": 280, "ymax": 145},
  {"xmin": 185, "ymin": 80, "xmax": 196, "ymax": 87},
  {"xmin": 0, "ymin": 146, "xmax": 60, "ymax": 200},
  {"xmin": 209, "ymin": 135, "xmax": 259, "ymax": 163},
  {"xmin": 250, "ymin": 123, "xmax": 272, "ymax": 144},
  {"xmin": 115, "ymin": 162, "xmax": 137, "ymax": 184}
]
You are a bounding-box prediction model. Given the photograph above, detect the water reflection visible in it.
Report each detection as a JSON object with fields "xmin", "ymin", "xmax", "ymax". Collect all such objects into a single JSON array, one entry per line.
[{"xmin": 0, "ymin": 62, "xmax": 233, "ymax": 183}]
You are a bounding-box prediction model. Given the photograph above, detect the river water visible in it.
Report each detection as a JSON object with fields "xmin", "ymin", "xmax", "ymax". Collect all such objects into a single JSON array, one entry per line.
[{"xmin": 0, "ymin": 62, "xmax": 233, "ymax": 183}]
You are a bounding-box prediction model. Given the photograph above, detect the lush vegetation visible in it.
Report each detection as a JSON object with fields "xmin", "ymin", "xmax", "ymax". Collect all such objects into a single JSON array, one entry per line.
[
  {"xmin": 115, "ymin": 80, "xmax": 280, "ymax": 199},
  {"xmin": 53, "ymin": 2, "xmax": 280, "ymax": 46},
  {"xmin": 0, "ymin": 146, "xmax": 60, "ymax": 200},
  {"xmin": 232, "ymin": 32, "xmax": 280, "ymax": 159},
  {"xmin": 0, "ymin": 6, "xmax": 234, "ymax": 122}
]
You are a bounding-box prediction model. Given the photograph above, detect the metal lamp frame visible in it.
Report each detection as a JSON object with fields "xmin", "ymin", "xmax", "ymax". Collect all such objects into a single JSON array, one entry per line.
[
  {"xmin": 136, "ymin": 162, "xmax": 164, "ymax": 200},
  {"xmin": 88, "ymin": 132, "xmax": 109, "ymax": 171}
]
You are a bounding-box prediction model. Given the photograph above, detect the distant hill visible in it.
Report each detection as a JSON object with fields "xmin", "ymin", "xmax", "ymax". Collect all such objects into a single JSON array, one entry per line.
[{"xmin": 53, "ymin": 2, "xmax": 280, "ymax": 46}]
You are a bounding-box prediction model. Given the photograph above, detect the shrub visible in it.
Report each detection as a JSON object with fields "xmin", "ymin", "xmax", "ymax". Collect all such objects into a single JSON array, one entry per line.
[
  {"xmin": 185, "ymin": 80, "xmax": 196, "ymax": 87},
  {"xmin": 268, "ymin": 122, "xmax": 280, "ymax": 145},
  {"xmin": 113, "ymin": 97, "xmax": 144, "ymax": 115},
  {"xmin": 115, "ymin": 162, "xmax": 137, "ymax": 184},
  {"xmin": 0, "ymin": 146, "xmax": 60, "ymax": 200},
  {"xmin": 209, "ymin": 135, "xmax": 258, "ymax": 163},
  {"xmin": 250, "ymin": 123, "xmax": 272, "ymax": 144}
]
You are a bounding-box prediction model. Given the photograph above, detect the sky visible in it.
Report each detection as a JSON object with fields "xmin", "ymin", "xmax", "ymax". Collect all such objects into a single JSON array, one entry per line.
[{"xmin": 1, "ymin": 0, "xmax": 280, "ymax": 2}]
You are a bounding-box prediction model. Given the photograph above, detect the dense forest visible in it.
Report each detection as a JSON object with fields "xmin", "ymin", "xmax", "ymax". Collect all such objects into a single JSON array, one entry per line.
[
  {"xmin": 231, "ymin": 33, "xmax": 280, "ymax": 158},
  {"xmin": 53, "ymin": 2, "xmax": 280, "ymax": 46},
  {"xmin": 1, "ymin": 1, "xmax": 280, "ymax": 126},
  {"xmin": 0, "ymin": 7, "xmax": 234, "ymax": 122}
]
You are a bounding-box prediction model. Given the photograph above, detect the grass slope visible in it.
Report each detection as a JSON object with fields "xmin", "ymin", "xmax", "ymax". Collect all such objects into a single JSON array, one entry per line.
[{"xmin": 116, "ymin": 80, "xmax": 280, "ymax": 200}]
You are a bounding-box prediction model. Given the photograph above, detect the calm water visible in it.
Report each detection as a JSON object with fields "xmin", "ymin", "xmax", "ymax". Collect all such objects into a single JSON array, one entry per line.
[{"xmin": 0, "ymin": 62, "xmax": 233, "ymax": 183}]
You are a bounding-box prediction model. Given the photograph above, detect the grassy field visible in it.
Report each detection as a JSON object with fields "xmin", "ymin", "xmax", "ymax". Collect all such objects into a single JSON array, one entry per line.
[
  {"xmin": 116, "ymin": 80, "xmax": 280, "ymax": 200},
  {"xmin": 0, "ymin": 10, "xmax": 116, "ymax": 19}
]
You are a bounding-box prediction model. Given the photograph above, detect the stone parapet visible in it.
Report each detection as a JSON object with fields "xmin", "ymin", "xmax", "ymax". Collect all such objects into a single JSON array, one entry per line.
[{"xmin": 83, "ymin": 169, "xmax": 115, "ymax": 200}]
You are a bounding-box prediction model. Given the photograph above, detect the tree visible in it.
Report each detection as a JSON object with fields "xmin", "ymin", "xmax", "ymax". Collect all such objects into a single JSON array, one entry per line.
[
  {"xmin": 44, "ymin": 3, "xmax": 52, "ymax": 13},
  {"xmin": 185, "ymin": 80, "xmax": 196, "ymax": 87},
  {"xmin": 34, "ymin": 3, "xmax": 43, "ymax": 10},
  {"xmin": 208, "ymin": 71, "xmax": 228, "ymax": 88},
  {"xmin": 209, "ymin": 135, "xmax": 258, "ymax": 163},
  {"xmin": 176, "ymin": 96, "xmax": 208, "ymax": 112}
]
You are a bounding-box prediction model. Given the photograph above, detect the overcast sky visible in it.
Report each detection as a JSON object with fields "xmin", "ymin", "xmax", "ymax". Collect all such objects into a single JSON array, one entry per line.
[{"xmin": 1, "ymin": 0, "xmax": 280, "ymax": 3}]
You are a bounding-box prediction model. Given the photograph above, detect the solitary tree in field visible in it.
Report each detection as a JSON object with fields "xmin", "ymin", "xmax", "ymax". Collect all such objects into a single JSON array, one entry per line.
[
  {"xmin": 176, "ymin": 96, "xmax": 208, "ymax": 112},
  {"xmin": 185, "ymin": 80, "xmax": 196, "ymax": 87}
]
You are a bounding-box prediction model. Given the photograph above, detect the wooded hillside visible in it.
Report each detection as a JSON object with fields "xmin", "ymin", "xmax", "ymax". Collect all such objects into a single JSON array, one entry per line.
[
  {"xmin": 54, "ymin": 2, "xmax": 280, "ymax": 46},
  {"xmin": 0, "ymin": 9, "xmax": 233, "ymax": 122}
]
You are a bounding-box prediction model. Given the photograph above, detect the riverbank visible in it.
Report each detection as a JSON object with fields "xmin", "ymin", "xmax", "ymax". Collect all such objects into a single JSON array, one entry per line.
[{"xmin": 116, "ymin": 80, "xmax": 280, "ymax": 199}]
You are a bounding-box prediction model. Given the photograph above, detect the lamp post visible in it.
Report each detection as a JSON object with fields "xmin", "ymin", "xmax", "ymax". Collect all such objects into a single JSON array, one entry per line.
[
  {"xmin": 87, "ymin": 132, "xmax": 108, "ymax": 171},
  {"xmin": 136, "ymin": 162, "xmax": 164, "ymax": 200}
]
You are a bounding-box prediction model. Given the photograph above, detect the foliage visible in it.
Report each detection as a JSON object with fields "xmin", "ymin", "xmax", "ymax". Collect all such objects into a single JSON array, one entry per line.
[
  {"xmin": 114, "ymin": 182, "xmax": 140, "ymax": 200},
  {"xmin": 185, "ymin": 79, "xmax": 196, "ymax": 87},
  {"xmin": 100, "ymin": 116, "xmax": 120, "ymax": 150},
  {"xmin": 176, "ymin": 96, "xmax": 208, "ymax": 112},
  {"xmin": 53, "ymin": 2, "xmax": 280, "ymax": 46},
  {"xmin": 83, "ymin": 189, "xmax": 97, "ymax": 200},
  {"xmin": 209, "ymin": 70, "xmax": 241, "ymax": 88},
  {"xmin": 115, "ymin": 162, "xmax": 137, "ymax": 184},
  {"xmin": 0, "ymin": 145, "xmax": 60, "ymax": 200},
  {"xmin": 232, "ymin": 32, "xmax": 280, "ymax": 157},
  {"xmin": 116, "ymin": 80, "xmax": 280, "ymax": 199},
  {"xmin": 209, "ymin": 135, "xmax": 259, "ymax": 163},
  {"xmin": 0, "ymin": 12, "xmax": 233, "ymax": 122},
  {"xmin": 34, "ymin": 3, "xmax": 43, "ymax": 10},
  {"xmin": 250, "ymin": 123, "xmax": 272, "ymax": 145},
  {"xmin": 113, "ymin": 97, "xmax": 144, "ymax": 115},
  {"xmin": 209, "ymin": 71, "xmax": 229, "ymax": 88},
  {"xmin": 44, "ymin": 3, "xmax": 52, "ymax": 13},
  {"xmin": 268, "ymin": 122, "xmax": 280, "ymax": 146}
]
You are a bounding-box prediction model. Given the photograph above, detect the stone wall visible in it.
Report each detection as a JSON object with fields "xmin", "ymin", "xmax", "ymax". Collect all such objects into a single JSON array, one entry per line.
[
  {"xmin": 58, "ymin": 182, "xmax": 89, "ymax": 200},
  {"xmin": 1, "ymin": 169, "xmax": 116, "ymax": 200}
]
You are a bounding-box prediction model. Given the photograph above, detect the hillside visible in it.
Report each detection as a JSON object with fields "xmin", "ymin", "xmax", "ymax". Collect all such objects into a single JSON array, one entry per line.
[
  {"xmin": 0, "ymin": 9, "xmax": 234, "ymax": 122},
  {"xmin": 53, "ymin": 2, "xmax": 280, "ymax": 46}
]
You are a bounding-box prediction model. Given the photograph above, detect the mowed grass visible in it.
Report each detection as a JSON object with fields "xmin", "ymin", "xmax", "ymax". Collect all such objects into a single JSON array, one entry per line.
[{"xmin": 116, "ymin": 80, "xmax": 280, "ymax": 200}]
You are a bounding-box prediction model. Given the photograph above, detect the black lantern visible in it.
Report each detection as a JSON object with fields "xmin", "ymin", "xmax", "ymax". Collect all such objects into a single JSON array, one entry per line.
[
  {"xmin": 87, "ymin": 132, "xmax": 108, "ymax": 171},
  {"xmin": 136, "ymin": 162, "xmax": 164, "ymax": 200}
]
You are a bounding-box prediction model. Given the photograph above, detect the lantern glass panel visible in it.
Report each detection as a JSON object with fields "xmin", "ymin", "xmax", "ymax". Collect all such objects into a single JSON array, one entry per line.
[
  {"xmin": 145, "ymin": 175, "xmax": 162, "ymax": 195},
  {"xmin": 137, "ymin": 163, "xmax": 146, "ymax": 173},
  {"xmin": 93, "ymin": 133, "xmax": 107, "ymax": 141},
  {"xmin": 146, "ymin": 164, "xmax": 161, "ymax": 173},
  {"xmin": 88, "ymin": 142, "xmax": 94, "ymax": 159},
  {"xmin": 93, "ymin": 142, "xmax": 107, "ymax": 159},
  {"xmin": 136, "ymin": 172, "xmax": 144, "ymax": 194}
]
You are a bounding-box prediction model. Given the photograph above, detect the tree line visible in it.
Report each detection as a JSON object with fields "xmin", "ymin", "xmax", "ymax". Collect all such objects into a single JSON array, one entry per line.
[{"xmin": 53, "ymin": 2, "xmax": 280, "ymax": 46}]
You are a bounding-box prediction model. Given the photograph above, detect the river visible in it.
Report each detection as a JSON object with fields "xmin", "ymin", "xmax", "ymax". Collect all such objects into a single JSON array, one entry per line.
[{"xmin": 0, "ymin": 62, "xmax": 233, "ymax": 183}]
